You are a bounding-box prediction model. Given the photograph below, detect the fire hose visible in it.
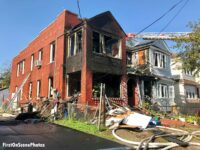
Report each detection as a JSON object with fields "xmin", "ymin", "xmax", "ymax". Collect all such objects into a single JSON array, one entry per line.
[{"xmin": 112, "ymin": 126, "xmax": 200, "ymax": 150}]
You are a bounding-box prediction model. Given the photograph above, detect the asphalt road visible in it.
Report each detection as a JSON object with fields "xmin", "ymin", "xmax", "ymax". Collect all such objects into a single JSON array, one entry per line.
[{"xmin": 0, "ymin": 120, "xmax": 126, "ymax": 150}]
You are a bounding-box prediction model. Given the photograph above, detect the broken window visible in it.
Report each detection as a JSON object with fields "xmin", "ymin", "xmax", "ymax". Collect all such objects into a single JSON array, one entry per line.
[
  {"xmin": 37, "ymin": 80, "xmax": 41, "ymax": 98},
  {"xmin": 93, "ymin": 74, "xmax": 120, "ymax": 98},
  {"xmin": 70, "ymin": 34, "xmax": 75, "ymax": 56},
  {"xmin": 68, "ymin": 72, "xmax": 81, "ymax": 96},
  {"xmin": 92, "ymin": 31, "xmax": 121, "ymax": 58},
  {"xmin": 93, "ymin": 32, "xmax": 100, "ymax": 53},
  {"xmin": 50, "ymin": 42, "xmax": 55, "ymax": 63},
  {"xmin": 76, "ymin": 31, "xmax": 82, "ymax": 53},
  {"xmin": 68, "ymin": 30, "xmax": 82, "ymax": 57},
  {"xmin": 126, "ymin": 52, "xmax": 132, "ymax": 65},
  {"xmin": 104, "ymin": 35, "xmax": 119, "ymax": 57}
]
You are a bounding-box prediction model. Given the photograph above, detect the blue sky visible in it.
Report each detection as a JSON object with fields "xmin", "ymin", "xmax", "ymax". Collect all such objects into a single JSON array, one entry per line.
[{"xmin": 0, "ymin": 0, "xmax": 199, "ymax": 67}]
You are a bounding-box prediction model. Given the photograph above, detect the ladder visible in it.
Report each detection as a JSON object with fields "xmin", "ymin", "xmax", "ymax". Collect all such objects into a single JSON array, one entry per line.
[{"xmin": 4, "ymin": 73, "xmax": 30, "ymax": 112}]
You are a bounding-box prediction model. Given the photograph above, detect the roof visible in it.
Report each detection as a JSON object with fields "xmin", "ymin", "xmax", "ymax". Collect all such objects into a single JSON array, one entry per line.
[
  {"xmin": 127, "ymin": 40, "xmax": 171, "ymax": 54},
  {"xmin": 87, "ymin": 11, "xmax": 126, "ymax": 37}
]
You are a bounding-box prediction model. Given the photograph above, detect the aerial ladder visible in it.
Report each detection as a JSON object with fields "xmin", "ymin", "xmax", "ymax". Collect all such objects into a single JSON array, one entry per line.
[{"xmin": 127, "ymin": 32, "xmax": 190, "ymax": 40}]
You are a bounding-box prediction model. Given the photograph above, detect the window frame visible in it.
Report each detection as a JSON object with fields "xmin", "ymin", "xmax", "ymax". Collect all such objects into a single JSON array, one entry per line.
[{"xmin": 50, "ymin": 42, "xmax": 55, "ymax": 63}]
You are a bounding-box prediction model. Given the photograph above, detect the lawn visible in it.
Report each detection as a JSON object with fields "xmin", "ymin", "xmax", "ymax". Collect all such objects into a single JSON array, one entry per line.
[{"xmin": 54, "ymin": 119, "xmax": 115, "ymax": 140}]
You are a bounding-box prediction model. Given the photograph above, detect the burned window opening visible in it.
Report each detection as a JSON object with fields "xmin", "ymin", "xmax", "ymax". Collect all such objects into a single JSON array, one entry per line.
[
  {"xmin": 77, "ymin": 31, "xmax": 82, "ymax": 53},
  {"xmin": 70, "ymin": 34, "xmax": 75, "ymax": 56},
  {"xmin": 68, "ymin": 72, "xmax": 81, "ymax": 96},
  {"xmin": 68, "ymin": 30, "xmax": 82, "ymax": 57},
  {"xmin": 48, "ymin": 77, "xmax": 54, "ymax": 98},
  {"xmin": 93, "ymin": 32, "xmax": 100, "ymax": 53},
  {"xmin": 93, "ymin": 74, "xmax": 120, "ymax": 98},
  {"xmin": 92, "ymin": 31, "xmax": 121, "ymax": 58}
]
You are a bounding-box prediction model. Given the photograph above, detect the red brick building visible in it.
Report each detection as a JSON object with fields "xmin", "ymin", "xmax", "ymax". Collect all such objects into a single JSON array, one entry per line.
[{"xmin": 10, "ymin": 10, "xmax": 127, "ymax": 106}]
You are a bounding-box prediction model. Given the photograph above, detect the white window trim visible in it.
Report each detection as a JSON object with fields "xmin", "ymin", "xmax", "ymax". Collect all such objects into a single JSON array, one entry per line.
[
  {"xmin": 37, "ymin": 80, "xmax": 41, "ymax": 98},
  {"xmin": 22, "ymin": 60, "xmax": 25, "ymax": 74},
  {"xmin": 39, "ymin": 50, "xmax": 42, "ymax": 61},
  {"xmin": 17, "ymin": 64, "xmax": 19, "ymax": 77},
  {"xmin": 31, "ymin": 55, "xmax": 34, "ymax": 71},
  {"xmin": 50, "ymin": 42, "xmax": 55, "ymax": 63},
  {"xmin": 48, "ymin": 78, "xmax": 53, "ymax": 98},
  {"xmin": 157, "ymin": 84, "xmax": 169, "ymax": 98},
  {"xmin": 153, "ymin": 51, "xmax": 167, "ymax": 69},
  {"xmin": 28, "ymin": 82, "xmax": 32, "ymax": 99}
]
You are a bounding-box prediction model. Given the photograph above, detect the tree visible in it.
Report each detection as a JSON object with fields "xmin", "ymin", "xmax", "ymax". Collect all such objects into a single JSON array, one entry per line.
[
  {"xmin": 0, "ymin": 64, "xmax": 11, "ymax": 88},
  {"xmin": 174, "ymin": 21, "xmax": 200, "ymax": 75}
]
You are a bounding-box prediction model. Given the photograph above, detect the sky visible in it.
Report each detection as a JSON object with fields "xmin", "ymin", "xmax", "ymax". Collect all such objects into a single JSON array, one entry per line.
[{"xmin": 0, "ymin": 0, "xmax": 200, "ymax": 67}]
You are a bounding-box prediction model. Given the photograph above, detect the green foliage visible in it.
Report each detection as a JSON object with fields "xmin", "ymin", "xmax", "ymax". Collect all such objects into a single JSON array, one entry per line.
[
  {"xmin": 174, "ymin": 21, "xmax": 200, "ymax": 75},
  {"xmin": 0, "ymin": 64, "xmax": 10, "ymax": 88},
  {"xmin": 185, "ymin": 115, "xmax": 200, "ymax": 125},
  {"xmin": 55, "ymin": 119, "xmax": 113, "ymax": 140}
]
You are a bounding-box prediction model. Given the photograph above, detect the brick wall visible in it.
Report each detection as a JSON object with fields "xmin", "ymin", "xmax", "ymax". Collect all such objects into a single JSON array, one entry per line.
[{"xmin": 10, "ymin": 10, "xmax": 80, "ymax": 104}]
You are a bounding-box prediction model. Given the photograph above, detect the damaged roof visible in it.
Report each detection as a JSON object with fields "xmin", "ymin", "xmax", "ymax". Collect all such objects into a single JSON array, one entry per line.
[{"xmin": 87, "ymin": 11, "xmax": 126, "ymax": 37}]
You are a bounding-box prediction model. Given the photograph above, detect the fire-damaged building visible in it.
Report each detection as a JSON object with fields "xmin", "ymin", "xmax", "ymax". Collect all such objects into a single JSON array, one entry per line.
[
  {"xmin": 10, "ymin": 10, "xmax": 128, "ymax": 106},
  {"xmin": 126, "ymin": 40, "xmax": 175, "ymax": 111}
]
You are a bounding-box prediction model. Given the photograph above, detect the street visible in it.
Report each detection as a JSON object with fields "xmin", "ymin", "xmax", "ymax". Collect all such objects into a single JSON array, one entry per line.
[{"xmin": 0, "ymin": 119, "xmax": 125, "ymax": 150}]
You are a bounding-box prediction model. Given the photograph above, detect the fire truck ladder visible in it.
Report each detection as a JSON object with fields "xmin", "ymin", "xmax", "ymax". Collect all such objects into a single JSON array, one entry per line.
[{"xmin": 127, "ymin": 32, "xmax": 190, "ymax": 40}]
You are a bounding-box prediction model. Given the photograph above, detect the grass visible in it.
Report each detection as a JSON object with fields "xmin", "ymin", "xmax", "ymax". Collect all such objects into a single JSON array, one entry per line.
[{"xmin": 54, "ymin": 119, "xmax": 115, "ymax": 140}]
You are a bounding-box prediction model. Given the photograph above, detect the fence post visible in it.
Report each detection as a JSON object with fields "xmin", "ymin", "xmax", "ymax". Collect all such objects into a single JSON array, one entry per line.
[
  {"xmin": 98, "ymin": 83, "xmax": 106, "ymax": 131},
  {"xmin": 84, "ymin": 101, "xmax": 89, "ymax": 120}
]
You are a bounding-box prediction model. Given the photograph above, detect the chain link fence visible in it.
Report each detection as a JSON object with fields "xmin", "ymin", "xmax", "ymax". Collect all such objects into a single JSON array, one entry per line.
[{"xmin": 67, "ymin": 103, "xmax": 98, "ymax": 123}]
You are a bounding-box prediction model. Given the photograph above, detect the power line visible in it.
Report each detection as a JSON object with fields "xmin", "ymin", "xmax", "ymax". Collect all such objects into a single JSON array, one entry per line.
[
  {"xmin": 77, "ymin": 0, "xmax": 82, "ymax": 19},
  {"xmin": 159, "ymin": 0, "xmax": 190, "ymax": 33},
  {"xmin": 135, "ymin": 0, "xmax": 184, "ymax": 36}
]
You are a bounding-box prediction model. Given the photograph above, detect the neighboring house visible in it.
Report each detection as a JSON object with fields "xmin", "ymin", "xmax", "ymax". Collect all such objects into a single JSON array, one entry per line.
[
  {"xmin": 10, "ymin": 10, "xmax": 127, "ymax": 106},
  {"xmin": 0, "ymin": 88, "xmax": 9, "ymax": 108},
  {"xmin": 126, "ymin": 40, "xmax": 175, "ymax": 112},
  {"xmin": 171, "ymin": 55, "xmax": 200, "ymax": 114}
]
